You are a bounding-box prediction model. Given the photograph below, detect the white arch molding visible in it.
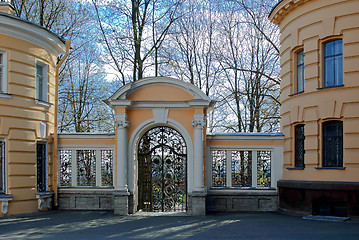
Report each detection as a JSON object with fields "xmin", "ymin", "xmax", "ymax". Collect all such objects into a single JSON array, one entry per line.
[{"xmin": 127, "ymin": 118, "xmax": 194, "ymax": 213}]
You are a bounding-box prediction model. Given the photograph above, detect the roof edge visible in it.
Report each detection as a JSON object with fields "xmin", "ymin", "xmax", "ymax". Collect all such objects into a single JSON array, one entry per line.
[{"xmin": 0, "ymin": 12, "xmax": 66, "ymax": 56}]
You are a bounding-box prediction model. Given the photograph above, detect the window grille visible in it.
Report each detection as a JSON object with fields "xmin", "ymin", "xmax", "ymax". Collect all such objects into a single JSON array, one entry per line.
[
  {"xmin": 323, "ymin": 121, "xmax": 343, "ymax": 167},
  {"xmin": 59, "ymin": 150, "xmax": 72, "ymax": 186},
  {"xmin": 58, "ymin": 149, "xmax": 114, "ymax": 187},
  {"xmin": 101, "ymin": 150, "xmax": 113, "ymax": 186},
  {"xmin": 324, "ymin": 40, "xmax": 343, "ymax": 87},
  {"xmin": 77, "ymin": 150, "xmax": 96, "ymax": 186},
  {"xmin": 295, "ymin": 124, "xmax": 305, "ymax": 168},
  {"xmin": 211, "ymin": 149, "xmax": 273, "ymax": 189},
  {"xmin": 231, "ymin": 151, "xmax": 252, "ymax": 187},
  {"xmin": 0, "ymin": 141, "xmax": 5, "ymax": 194},
  {"xmin": 257, "ymin": 151, "xmax": 271, "ymax": 187},
  {"xmin": 37, "ymin": 143, "xmax": 47, "ymax": 192},
  {"xmin": 211, "ymin": 150, "xmax": 226, "ymax": 187}
]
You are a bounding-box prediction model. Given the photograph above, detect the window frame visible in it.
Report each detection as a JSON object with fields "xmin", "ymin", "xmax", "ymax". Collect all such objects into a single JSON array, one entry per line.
[
  {"xmin": 322, "ymin": 120, "xmax": 343, "ymax": 168},
  {"xmin": 210, "ymin": 148, "xmax": 273, "ymax": 189},
  {"xmin": 58, "ymin": 147, "xmax": 114, "ymax": 188},
  {"xmin": 0, "ymin": 50, "xmax": 8, "ymax": 94},
  {"xmin": 0, "ymin": 139, "xmax": 6, "ymax": 194},
  {"xmin": 36, "ymin": 142, "xmax": 47, "ymax": 192},
  {"xmin": 323, "ymin": 39, "xmax": 343, "ymax": 88},
  {"xmin": 35, "ymin": 61, "xmax": 48, "ymax": 102},
  {"xmin": 296, "ymin": 49, "xmax": 305, "ymax": 93},
  {"xmin": 294, "ymin": 124, "xmax": 305, "ymax": 168}
]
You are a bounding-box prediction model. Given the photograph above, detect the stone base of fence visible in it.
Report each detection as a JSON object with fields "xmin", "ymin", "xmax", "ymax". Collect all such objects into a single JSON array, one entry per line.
[
  {"xmin": 206, "ymin": 189, "xmax": 278, "ymax": 212},
  {"xmin": 57, "ymin": 188, "xmax": 115, "ymax": 210}
]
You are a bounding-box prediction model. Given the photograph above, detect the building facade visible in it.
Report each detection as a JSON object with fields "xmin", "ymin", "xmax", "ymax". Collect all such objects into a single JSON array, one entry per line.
[
  {"xmin": 0, "ymin": 1, "xmax": 70, "ymax": 215},
  {"xmin": 2, "ymin": 0, "xmax": 358, "ymax": 218},
  {"xmin": 269, "ymin": 0, "xmax": 359, "ymax": 217},
  {"xmin": 56, "ymin": 77, "xmax": 284, "ymax": 215}
]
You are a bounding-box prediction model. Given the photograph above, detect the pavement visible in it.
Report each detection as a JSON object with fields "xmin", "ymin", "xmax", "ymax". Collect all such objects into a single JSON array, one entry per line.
[{"xmin": 0, "ymin": 210, "xmax": 358, "ymax": 240}]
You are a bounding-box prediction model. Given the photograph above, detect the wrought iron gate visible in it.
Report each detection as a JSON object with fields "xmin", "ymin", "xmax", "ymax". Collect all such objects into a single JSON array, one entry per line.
[{"xmin": 138, "ymin": 126, "xmax": 187, "ymax": 212}]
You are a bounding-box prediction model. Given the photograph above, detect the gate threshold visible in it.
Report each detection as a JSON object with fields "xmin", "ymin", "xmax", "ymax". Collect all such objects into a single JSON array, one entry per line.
[{"xmin": 134, "ymin": 211, "xmax": 188, "ymax": 217}]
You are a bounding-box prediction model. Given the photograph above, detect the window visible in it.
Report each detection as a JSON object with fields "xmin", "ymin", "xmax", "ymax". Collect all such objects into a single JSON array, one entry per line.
[
  {"xmin": 36, "ymin": 62, "xmax": 48, "ymax": 102},
  {"xmin": 324, "ymin": 40, "xmax": 343, "ymax": 87},
  {"xmin": 0, "ymin": 51, "xmax": 7, "ymax": 93},
  {"xmin": 0, "ymin": 140, "xmax": 5, "ymax": 194},
  {"xmin": 296, "ymin": 49, "xmax": 305, "ymax": 93},
  {"xmin": 37, "ymin": 143, "xmax": 47, "ymax": 192},
  {"xmin": 211, "ymin": 149, "xmax": 272, "ymax": 188},
  {"xmin": 295, "ymin": 124, "xmax": 305, "ymax": 168},
  {"xmin": 322, "ymin": 121, "xmax": 343, "ymax": 167}
]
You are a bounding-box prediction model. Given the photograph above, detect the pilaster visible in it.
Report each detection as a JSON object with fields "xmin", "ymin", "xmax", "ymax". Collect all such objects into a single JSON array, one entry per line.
[
  {"xmin": 191, "ymin": 113, "xmax": 207, "ymax": 215},
  {"xmin": 114, "ymin": 113, "xmax": 130, "ymax": 215}
]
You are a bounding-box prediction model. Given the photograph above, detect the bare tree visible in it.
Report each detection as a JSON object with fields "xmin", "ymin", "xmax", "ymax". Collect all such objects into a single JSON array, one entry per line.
[
  {"xmin": 215, "ymin": 0, "xmax": 280, "ymax": 133},
  {"xmin": 58, "ymin": 43, "xmax": 114, "ymax": 132},
  {"xmin": 92, "ymin": 0, "xmax": 182, "ymax": 82}
]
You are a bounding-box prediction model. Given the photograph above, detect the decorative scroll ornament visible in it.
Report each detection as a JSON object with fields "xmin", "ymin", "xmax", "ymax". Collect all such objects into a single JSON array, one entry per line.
[
  {"xmin": 115, "ymin": 119, "xmax": 130, "ymax": 128},
  {"xmin": 192, "ymin": 119, "xmax": 205, "ymax": 128}
]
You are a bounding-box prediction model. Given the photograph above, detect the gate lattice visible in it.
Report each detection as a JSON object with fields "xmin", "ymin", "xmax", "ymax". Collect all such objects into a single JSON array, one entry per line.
[{"xmin": 138, "ymin": 126, "xmax": 187, "ymax": 212}]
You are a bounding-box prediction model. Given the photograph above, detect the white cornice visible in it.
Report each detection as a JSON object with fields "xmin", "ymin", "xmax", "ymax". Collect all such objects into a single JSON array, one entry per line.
[
  {"xmin": 108, "ymin": 77, "xmax": 211, "ymax": 102},
  {"xmin": 107, "ymin": 77, "xmax": 215, "ymax": 110},
  {"xmin": 58, "ymin": 133, "xmax": 116, "ymax": 140},
  {"xmin": 269, "ymin": 0, "xmax": 309, "ymax": 25},
  {"xmin": 0, "ymin": 14, "xmax": 66, "ymax": 56},
  {"xmin": 207, "ymin": 133, "xmax": 284, "ymax": 141}
]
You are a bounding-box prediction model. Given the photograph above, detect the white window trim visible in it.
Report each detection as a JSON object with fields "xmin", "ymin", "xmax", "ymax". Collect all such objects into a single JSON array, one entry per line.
[
  {"xmin": 207, "ymin": 145, "xmax": 283, "ymax": 189},
  {"xmin": 35, "ymin": 61, "xmax": 48, "ymax": 103},
  {"xmin": 0, "ymin": 50, "xmax": 8, "ymax": 96},
  {"xmin": 58, "ymin": 145, "xmax": 115, "ymax": 188}
]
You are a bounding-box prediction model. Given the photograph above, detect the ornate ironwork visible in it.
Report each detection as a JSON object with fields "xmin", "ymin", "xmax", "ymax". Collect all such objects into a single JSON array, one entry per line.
[
  {"xmin": 0, "ymin": 141, "xmax": 5, "ymax": 193},
  {"xmin": 101, "ymin": 150, "xmax": 113, "ymax": 186},
  {"xmin": 77, "ymin": 150, "xmax": 96, "ymax": 186},
  {"xmin": 138, "ymin": 126, "xmax": 187, "ymax": 212},
  {"xmin": 37, "ymin": 143, "xmax": 47, "ymax": 192},
  {"xmin": 212, "ymin": 150, "xmax": 226, "ymax": 187},
  {"xmin": 257, "ymin": 151, "xmax": 271, "ymax": 187},
  {"xmin": 323, "ymin": 121, "xmax": 343, "ymax": 167},
  {"xmin": 295, "ymin": 124, "xmax": 305, "ymax": 168},
  {"xmin": 59, "ymin": 150, "xmax": 72, "ymax": 186},
  {"xmin": 232, "ymin": 151, "xmax": 252, "ymax": 187}
]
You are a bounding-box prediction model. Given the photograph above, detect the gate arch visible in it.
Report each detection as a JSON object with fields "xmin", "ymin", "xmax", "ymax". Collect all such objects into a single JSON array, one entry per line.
[{"xmin": 137, "ymin": 126, "xmax": 187, "ymax": 212}]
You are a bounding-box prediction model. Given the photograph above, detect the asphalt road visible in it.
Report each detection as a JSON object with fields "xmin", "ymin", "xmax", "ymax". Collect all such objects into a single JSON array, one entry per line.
[{"xmin": 0, "ymin": 211, "xmax": 358, "ymax": 240}]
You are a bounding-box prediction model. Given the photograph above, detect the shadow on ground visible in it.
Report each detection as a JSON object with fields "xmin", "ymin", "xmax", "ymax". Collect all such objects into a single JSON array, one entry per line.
[{"xmin": 0, "ymin": 211, "xmax": 358, "ymax": 240}]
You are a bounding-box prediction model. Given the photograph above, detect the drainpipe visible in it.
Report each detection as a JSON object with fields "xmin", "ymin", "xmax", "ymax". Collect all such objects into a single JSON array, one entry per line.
[{"xmin": 53, "ymin": 40, "xmax": 71, "ymax": 207}]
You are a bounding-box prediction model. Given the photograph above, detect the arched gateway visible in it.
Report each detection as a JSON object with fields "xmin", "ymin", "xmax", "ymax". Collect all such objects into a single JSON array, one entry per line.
[
  {"xmin": 57, "ymin": 77, "xmax": 283, "ymax": 216},
  {"xmin": 106, "ymin": 77, "xmax": 214, "ymax": 216},
  {"xmin": 138, "ymin": 126, "xmax": 187, "ymax": 212}
]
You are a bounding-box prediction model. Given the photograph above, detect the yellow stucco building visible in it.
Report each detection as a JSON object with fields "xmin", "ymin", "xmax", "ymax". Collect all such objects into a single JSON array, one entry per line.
[
  {"xmin": 1, "ymin": 0, "xmax": 358, "ymax": 218},
  {"xmin": 0, "ymin": 1, "xmax": 70, "ymax": 215},
  {"xmin": 270, "ymin": 0, "xmax": 359, "ymax": 217}
]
